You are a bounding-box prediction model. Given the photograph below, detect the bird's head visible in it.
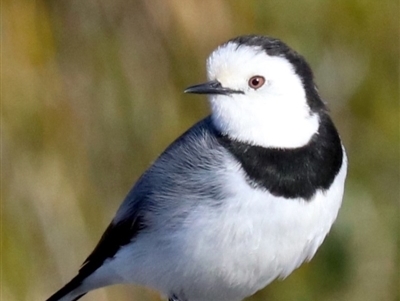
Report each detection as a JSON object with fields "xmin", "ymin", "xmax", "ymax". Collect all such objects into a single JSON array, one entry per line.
[{"xmin": 185, "ymin": 35, "xmax": 326, "ymax": 149}]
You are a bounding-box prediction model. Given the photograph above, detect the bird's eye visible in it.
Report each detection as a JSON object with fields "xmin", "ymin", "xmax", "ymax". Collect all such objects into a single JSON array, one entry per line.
[{"xmin": 248, "ymin": 76, "xmax": 265, "ymax": 90}]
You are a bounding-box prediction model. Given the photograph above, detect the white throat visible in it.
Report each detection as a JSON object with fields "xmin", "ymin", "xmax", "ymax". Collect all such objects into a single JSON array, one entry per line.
[{"xmin": 210, "ymin": 95, "xmax": 320, "ymax": 149}]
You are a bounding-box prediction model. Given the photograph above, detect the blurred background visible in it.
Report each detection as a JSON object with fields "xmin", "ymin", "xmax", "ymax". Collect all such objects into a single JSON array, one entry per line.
[{"xmin": 3, "ymin": 0, "xmax": 399, "ymax": 301}]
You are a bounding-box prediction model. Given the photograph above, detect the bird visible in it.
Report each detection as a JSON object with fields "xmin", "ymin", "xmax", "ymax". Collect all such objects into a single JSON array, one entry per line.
[{"xmin": 46, "ymin": 35, "xmax": 347, "ymax": 301}]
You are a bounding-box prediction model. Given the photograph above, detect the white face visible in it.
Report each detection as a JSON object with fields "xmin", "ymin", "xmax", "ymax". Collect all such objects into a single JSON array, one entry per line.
[{"xmin": 206, "ymin": 42, "xmax": 320, "ymax": 149}]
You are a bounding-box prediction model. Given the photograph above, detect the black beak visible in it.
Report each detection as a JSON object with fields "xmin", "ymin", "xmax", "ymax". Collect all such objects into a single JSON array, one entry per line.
[{"xmin": 184, "ymin": 80, "xmax": 243, "ymax": 95}]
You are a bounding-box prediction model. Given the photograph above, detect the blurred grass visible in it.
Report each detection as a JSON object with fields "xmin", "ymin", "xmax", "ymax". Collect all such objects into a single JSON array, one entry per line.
[{"xmin": 2, "ymin": 0, "xmax": 399, "ymax": 301}]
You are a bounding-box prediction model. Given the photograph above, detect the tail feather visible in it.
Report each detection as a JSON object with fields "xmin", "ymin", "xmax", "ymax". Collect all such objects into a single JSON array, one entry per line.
[
  {"xmin": 46, "ymin": 216, "xmax": 141, "ymax": 301},
  {"xmin": 71, "ymin": 294, "xmax": 86, "ymax": 301},
  {"xmin": 46, "ymin": 274, "xmax": 87, "ymax": 301}
]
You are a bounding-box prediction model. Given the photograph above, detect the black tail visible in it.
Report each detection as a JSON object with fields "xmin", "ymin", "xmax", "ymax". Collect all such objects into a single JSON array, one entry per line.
[
  {"xmin": 46, "ymin": 216, "xmax": 145, "ymax": 301},
  {"xmin": 46, "ymin": 274, "xmax": 87, "ymax": 301}
]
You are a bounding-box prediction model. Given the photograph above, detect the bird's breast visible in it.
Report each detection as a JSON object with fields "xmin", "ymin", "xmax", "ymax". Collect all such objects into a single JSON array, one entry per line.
[{"xmin": 182, "ymin": 155, "xmax": 346, "ymax": 296}]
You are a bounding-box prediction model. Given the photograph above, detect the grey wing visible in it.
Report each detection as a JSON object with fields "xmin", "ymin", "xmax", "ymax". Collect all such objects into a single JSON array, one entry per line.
[
  {"xmin": 79, "ymin": 117, "xmax": 230, "ymax": 280},
  {"xmin": 114, "ymin": 116, "xmax": 231, "ymax": 224}
]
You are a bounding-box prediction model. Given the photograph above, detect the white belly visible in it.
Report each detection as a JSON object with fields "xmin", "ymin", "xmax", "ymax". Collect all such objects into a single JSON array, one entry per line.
[
  {"xmin": 175, "ymin": 155, "xmax": 347, "ymax": 301},
  {"xmin": 95, "ymin": 154, "xmax": 347, "ymax": 301}
]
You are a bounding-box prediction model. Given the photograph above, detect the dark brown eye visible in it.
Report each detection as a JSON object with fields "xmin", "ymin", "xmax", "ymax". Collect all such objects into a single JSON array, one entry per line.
[{"xmin": 248, "ymin": 76, "xmax": 265, "ymax": 89}]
